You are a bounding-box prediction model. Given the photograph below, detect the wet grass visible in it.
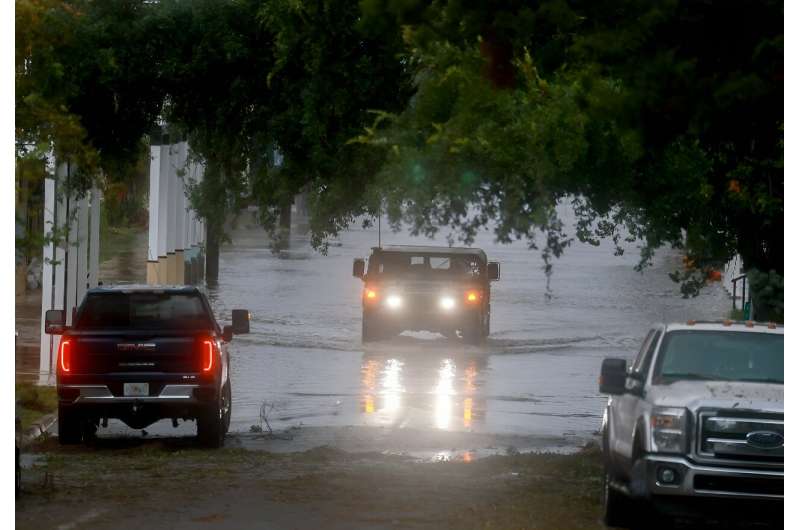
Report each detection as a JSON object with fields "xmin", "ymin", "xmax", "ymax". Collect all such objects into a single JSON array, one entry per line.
[
  {"xmin": 728, "ymin": 309, "xmax": 746, "ymax": 320},
  {"xmin": 15, "ymin": 383, "xmax": 57, "ymax": 431},
  {"xmin": 453, "ymin": 445, "xmax": 605, "ymax": 529},
  {"xmin": 21, "ymin": 437, "xmax": 606, "ymax": 529}
]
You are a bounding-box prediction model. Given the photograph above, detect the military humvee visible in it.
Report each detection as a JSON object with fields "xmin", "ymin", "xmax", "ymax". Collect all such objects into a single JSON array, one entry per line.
[{"xmin": 352, "ymin": 245, "xmax": 500, "ymax": 344}]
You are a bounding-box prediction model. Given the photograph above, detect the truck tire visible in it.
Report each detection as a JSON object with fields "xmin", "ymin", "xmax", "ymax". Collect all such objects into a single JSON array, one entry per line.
[
  {"xmin": 197, "ymin": 394, "xmax": 225, "ymax": 448},
  {"xmin": 15, "ymin": 446, "xmax": 21, "ymax": 498},
  {"xmin": 222, "ymin": 382, "xmax": 232, "ymax": 434},
  {"xmin": 603, "ymin": 469, "xmax": 632, "ymax": 528},
  {"xmin": 58, "ymin": 405, "xmax": 83, "ymax": 445}
]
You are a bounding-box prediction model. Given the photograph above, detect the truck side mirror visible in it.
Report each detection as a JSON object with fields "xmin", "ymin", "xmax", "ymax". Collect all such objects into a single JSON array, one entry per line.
[
  {"xmin": 353, "ymin": 258, "xmax": 365, "ymax": 279},
  {"xmin": 599, "ymin": 358, "xmax": 627, "ymax": 395},
  {"xmin": 44, "ymin": 309, "xmax": 66, "ymax": 334},
  {"xmin": 222, "ymin": 325, "xmax": 234, "ymax": 343},
  {"xmin": 231, "ymin": 309, "xmax": 250, "ymax": 334},
  {"xmin": 488, "ymin": 262, "xmax": 500, "ymax": 281}
]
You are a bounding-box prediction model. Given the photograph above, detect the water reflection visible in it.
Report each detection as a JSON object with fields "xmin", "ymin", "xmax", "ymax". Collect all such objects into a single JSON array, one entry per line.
[
  {"xmin": 360, "ymin": 351, "xmax": 487, "ymax": 431},
  {"xmin": 434, "ymin": 359, "xmax": 455, "ymax": 429},
  {"xmin": 360, "ymin": 357, "xmax": 405, "ymax": 422}
]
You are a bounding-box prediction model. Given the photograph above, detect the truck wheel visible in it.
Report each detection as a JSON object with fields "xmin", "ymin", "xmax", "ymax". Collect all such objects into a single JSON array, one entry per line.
[
  {"xmin": 222, "ymin": 382, "xmax": 232, "ymax": 434},
  {"xmin": 603, "ymin": 469, "xmax": 632, "ymax": 528},
  {"xmin": 15, "ymin": 446, "xmax": 21, "ymax": 498},
  {"xmin": 197, "ymin": 394, "xmax": 225, "ymax": 448},
  {"xmin": 57, "ymin": 405, "xmax": 83, "ymax": 445}
]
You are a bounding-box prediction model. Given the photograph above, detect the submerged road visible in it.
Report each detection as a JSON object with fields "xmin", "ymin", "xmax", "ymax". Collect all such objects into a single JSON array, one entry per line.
[{"xmin": 91, "ymin": 207, "xmax": 729, "ymax": 455}]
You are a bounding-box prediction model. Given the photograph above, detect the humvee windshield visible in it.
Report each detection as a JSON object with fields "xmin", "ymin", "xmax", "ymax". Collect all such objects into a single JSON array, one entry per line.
[{"xmin": 368, "ymin": 253, "xmax": 483, "ymax": 279}]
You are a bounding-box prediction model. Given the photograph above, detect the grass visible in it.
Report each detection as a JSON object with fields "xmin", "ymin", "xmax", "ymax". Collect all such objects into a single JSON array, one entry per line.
[
  {"xmin": 21, "ymin": 438, "xmax": 606, "ymax": 530},
  {"xmin": 15, "ymin": 383, "xmax": 58, "ymax": 432},
  {"xmin": 728, "ymin": 308, "xmax": 746, "ymax": 320}
]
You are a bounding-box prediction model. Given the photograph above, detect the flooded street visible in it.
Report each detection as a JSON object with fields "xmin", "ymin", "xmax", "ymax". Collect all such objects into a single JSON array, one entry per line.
[{"xmin": 202, "ymin": 207, "xmax": 729, "ymax": 447}]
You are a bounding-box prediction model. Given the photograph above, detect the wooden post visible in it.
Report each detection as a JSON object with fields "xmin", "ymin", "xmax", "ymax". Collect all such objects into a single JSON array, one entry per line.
[
  {"xmin": 64, "ymin": 181, "xmax": 79, "ymax": 326},
  {"xmin": 157, "ymin": 140, "xmax": 170, "ymax": 282},
  {"xmin": 76, "ymin": 193, "xmax": 89, "ymax": 304},
  {"xmin": 88, "ymin": 186, "xmax": 101, "ymax": 288},
  {"xmin": 39, "ymin": 163, "xmax": 69, "ymax": 384},
  {"xmin": 166, "ymin": 143, "xmax": 178, "ymax": 283},
  {"xmin": 147, "ymin": 137, "xmax": 162, "ymax": 284},
  {"xmin": 175, "ymin": 141, "xmax": 187, "ymax": 284},
  {"xmin": 39, "ymin": 178, "xmax": 57, "ymax": 385}
]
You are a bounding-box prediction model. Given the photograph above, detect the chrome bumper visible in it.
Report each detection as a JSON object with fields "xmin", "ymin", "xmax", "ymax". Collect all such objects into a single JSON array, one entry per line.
[
  {"xmin": 61, "ymin": 384, "xmax": 200, "ymax": 404},
  {"xmin": 642, "ymin": 455, "xmax": 783, "ymax": 500}
]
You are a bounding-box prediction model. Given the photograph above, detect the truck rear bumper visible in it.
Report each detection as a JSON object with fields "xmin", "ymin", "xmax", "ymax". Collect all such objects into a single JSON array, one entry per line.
[
  {"xmin": 58, "ymin": 384, "xmax": 217, "ymax": 428},
  {"xmin": 60, "ymin": 384, "xmax": 202, "ymax": 404},
  {"xmin": 641, "ymin": 455, "xmax": 783, "ymax": 500}
]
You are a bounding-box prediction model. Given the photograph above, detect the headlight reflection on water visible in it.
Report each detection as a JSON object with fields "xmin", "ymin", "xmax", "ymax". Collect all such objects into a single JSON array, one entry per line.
[
  {"xmin": 434, "ymin": 359, "xmax": 456, "ymax": 429},
  {"xmin": 381, "ymin": 358, "xmax": 404, "ymax": 414},
  {"xmin": 361, "ymin": 357, "xmax": 405, "ymax": 419},
  {"xmin": 361, "ymin": 356, "xmax": 482, "ymax": 430},
  {"xmin": 361, "ymin": 359, "xmax": 379, "ymax": 414}
]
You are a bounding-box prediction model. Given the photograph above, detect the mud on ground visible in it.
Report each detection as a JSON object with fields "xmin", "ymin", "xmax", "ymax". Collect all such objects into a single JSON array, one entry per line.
[{"xmin": 17, "ymin": 436, "xmax": 605, "ymax": 530}]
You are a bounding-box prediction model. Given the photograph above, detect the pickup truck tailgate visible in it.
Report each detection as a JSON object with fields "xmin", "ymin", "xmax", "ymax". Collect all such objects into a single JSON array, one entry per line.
[{"xmin": 68, "ymin": 332, "xmax": 205, "ymax": 374}]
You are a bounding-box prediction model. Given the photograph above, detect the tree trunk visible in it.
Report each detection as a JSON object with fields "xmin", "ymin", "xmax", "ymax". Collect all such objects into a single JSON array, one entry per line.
[
  {"xmin": 206, "ymin": 224, "xmax": 220, "ymax": 284},
  {"xmin": 277, "ymin": 202, "xmax": 291, "ymax": 250}
]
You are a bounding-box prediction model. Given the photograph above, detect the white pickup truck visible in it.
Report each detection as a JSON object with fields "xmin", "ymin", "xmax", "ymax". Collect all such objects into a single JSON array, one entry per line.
[{"xmin": 599, "ymin": 321, "xmax": 783, "ymax": 529}]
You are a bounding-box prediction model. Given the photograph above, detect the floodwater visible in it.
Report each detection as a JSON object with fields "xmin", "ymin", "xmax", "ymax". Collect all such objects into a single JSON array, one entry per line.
[{"xmin": 204, "ymin": 205, "xmax": 729, "ymax": 444}]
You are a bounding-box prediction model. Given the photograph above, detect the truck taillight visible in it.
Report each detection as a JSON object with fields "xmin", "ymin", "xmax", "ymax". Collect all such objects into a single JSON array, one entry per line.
[
  {"xmin": 58, "ymin": 338, "xmax": 71, "ymax": 373},
  {"xmin": 202, "ymin": 339, "xmax": 215, "ymax": 372}
]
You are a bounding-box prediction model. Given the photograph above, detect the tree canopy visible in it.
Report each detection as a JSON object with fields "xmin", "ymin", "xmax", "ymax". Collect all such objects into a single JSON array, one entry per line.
[
  {"xmin": 352, "ymin": 0, "xmax": 783, "ymax": 286},
  {"xmin": 16, "ymin": 0, "xmax": 783, "ymax": 304}
]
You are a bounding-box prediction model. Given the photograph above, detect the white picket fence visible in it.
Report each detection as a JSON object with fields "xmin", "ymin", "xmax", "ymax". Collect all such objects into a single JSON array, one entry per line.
[{"xmin": 722, "ymin": 254, "xmax": 748, "ymax": 311}]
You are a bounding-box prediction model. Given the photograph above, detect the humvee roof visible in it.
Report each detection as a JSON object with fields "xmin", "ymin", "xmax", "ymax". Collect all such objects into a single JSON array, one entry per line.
[{"xmin": 371, "ymin": 245, "xmax": 487, "ymax": 262}]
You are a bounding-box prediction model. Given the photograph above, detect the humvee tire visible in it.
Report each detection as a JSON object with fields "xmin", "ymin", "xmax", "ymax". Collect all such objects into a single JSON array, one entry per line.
[
  {"xmin": 362, "ymin": 315, "xmax": 384, "ymax": 342},
  {"xmin": 461, "ymin": 315, "xmax": 486, "ymax": 345}
]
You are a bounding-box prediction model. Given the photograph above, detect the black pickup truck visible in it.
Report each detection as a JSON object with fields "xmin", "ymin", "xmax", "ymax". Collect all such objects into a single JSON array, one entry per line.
[{"xmin": 45, "ymin": 285, "xmax": 250, "ymax": 448}]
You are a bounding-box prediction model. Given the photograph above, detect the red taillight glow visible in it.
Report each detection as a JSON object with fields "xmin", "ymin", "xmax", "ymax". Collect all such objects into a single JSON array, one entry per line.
[
  {"xmin": 465, "ymin": 291, "xmax": 480, "ymax": 303},
  {"xmin": 59, "ymin": 339, "xmax": 71, "ymax": 373},
  {"xmin": 202, "ymin": 340, "xmax": 215, "ymax": 372}
]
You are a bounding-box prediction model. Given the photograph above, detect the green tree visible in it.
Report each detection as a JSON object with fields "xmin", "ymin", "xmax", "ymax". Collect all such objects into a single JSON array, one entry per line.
[
  {"xmin": 251, "ymin": 0, "xmax": 412, "ymax": 251},
  {"xmin": 16, "ymin": 0, "xmax": 169, "ymax": 259},
  {"xmin": 352, "ymin": 0, "xmax": 782, "ymax": 294}
]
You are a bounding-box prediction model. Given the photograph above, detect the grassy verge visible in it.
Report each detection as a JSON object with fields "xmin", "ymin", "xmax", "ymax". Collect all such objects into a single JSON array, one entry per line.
[
  {"xmin": 21, "ymin": 438, "xmax": 605, "ymax": 529},
  {"xmin": 728, "ymin": 308, "xmax": 745, "ymax": 320},
  {"xmin": 15, "ymin": 383, "xmax": 58, "ymax": 431}
]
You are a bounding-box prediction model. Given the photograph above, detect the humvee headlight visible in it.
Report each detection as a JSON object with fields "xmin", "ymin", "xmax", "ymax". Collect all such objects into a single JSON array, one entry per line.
[
  {"xmin": 386, "ymin": 295, "xmax": 403, "ymax": 309},
  {"xmin": 439, "ymin": 296, "xmax": 456, "ymax": 310}
]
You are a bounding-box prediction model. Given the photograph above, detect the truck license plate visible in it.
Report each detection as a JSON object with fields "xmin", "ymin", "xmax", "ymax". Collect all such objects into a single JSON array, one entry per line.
[{"xmin": 123, "ymin": 383, "xmax": 149, "ymax": 397}]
